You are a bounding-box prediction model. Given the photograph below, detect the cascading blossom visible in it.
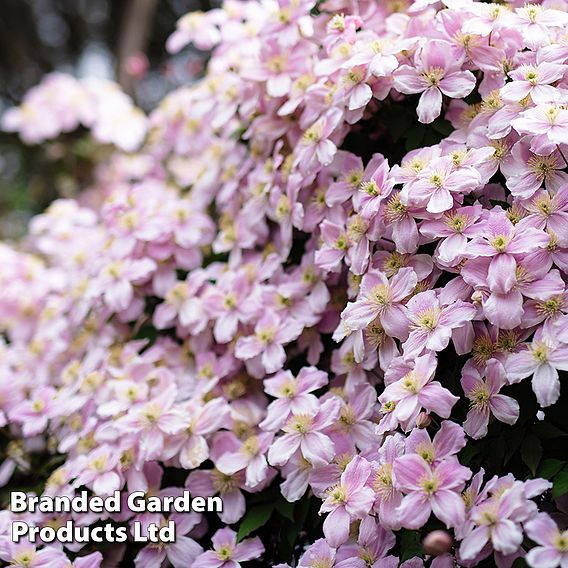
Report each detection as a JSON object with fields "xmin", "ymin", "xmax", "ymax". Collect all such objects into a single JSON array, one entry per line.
[{"xmin": 1, "ymin": 0, "xmax": 568, "ymax": 565}]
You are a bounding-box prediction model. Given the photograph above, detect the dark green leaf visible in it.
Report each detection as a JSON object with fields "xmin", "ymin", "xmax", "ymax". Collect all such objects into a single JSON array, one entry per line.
[
  {"xmin": 512, "ymin": 558, "xmax": 529, "ymax": 568},
  {"xmin": 400, "ymin": 530, "xmax": 423, "ymax": 562},
  {"xmin": 275, "ymin": 498, "xmax": 295, "ymax": 522},
  {"xmin": 405, "ymin": 126, "xmax": 425, "ymax": 151},
  {"xmin": 432, "ymin": 118, "xmax": 453, "ymax": 136},
  {"xmin": 503, "ymin": 428, "xmax": 526, "ymax": 466},
  {"xmin": 237, "ymin": 503, "xmax": 274, "ymax": 541},
  {"xmin": 537, "ymin": 459, "xmax": 565, "ymax": 480},
  {"xmin": 552, "ymin": 467, "xmax": 568, "ymax": 499},
  {"xmin": 532, "ymin": 422, "xmax": 568, "ymax": 439},
  {"xmin": 521, "ymin": 434, "xmax": 542, "ymax": 476}
]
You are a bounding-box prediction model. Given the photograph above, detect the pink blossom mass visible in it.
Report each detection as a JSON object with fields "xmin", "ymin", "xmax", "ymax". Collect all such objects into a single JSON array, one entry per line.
[{"xmin": 1, "ymin": 0, "xmax": 568, "ymax": 566}]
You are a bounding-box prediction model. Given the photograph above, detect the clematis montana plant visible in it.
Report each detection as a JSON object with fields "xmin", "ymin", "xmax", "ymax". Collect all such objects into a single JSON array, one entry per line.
[{"xmin": 1, "ymin": 0, "xmax": 568, "ymax": 566}]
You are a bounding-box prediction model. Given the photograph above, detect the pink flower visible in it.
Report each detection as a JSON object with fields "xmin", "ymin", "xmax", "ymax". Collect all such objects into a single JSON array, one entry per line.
[
  {"xmin": 9, "ymin": 386, "xmax": 57, "ymax": 437},
  {"xmin": 393, "ymin": 40, "xmax": 476, "ymax": 123},
  {"xmin": 193, "ymin": 528, "xmax": 264, "ymax": 568},
  {"xmin": 370, "ymin": 433, "xmax": 405, "ymax": 530},
  {"xmin": 501, "ymin": 63, "xmax": 564, "ymax": 104},
  {"xmin": 393, "ymin": 453, "xmax": 471, "ymax": 529},
  {"xmin": 260, "ymin": 367, "xmax": 328, "ymax": 431},
  {"xmin": 235, "ymin": 310, "xmax": 303, "ymax": 374},
  {"xmin": 294, "ymin": 108, "xmax": 343, "ymax": 171},
  {"xmin": 518, "ymin": 189, "xmax": 568, "ymax": 247},
  {"xmin": 358, "ymin": 153, "xmax": 395, "ymax": 219},
  {"xmin": 501, "ymin": 141, "xmax": 568, "ymax": 199},
  {"xmin": 268, "ymin": 397, "xmax": 341, "ymax": 467},
  {"xmin": 203, "ymin": 271, "xmax": 259, "ymax": 343},
  {"xmin": 335, "ymin": 516, "xmax": 396, "ymax": 566},
  {"xmin": 525, "ymin": 513, "xmax": 568, "ymax": 568},
  {"xmin": 297, "ymin": 539, "xmax": 335, "ymax": 568},
  {"xmin": 420, "ymin": 205, "xmax": 484, "ymax": 266},
  {"xmin": 403, "ymin": 156, "xmax": 481, "ymax": 214},
  {"xmin": 461, "ymin": 359, "xmax": 519, "ymax": 439},
  {"xmin": 512, "ymin": 104, "xmax": 568, "ymax": 152},
  {"xmin": 405, "ymin": 420, "xmax": 466, "ymax": 466},
  {"xmin": 319, "ymin": 456, "xmax": 375, "ymax": 547},
  {"xmin": 92, "ymin": 257, "xmax": 156, "ymax": 312},
  {"xmin": 505, "ymin": 329, "xmax": 568, "ymax": 407},
  {"xmin": 460, "ymin": 482, "xmax": 530, "ymax": 561},
  {"xmin": 115, "ymin": 384, "xmax": 185, "ymax": 464},
  {"xmin": 403, "ymin": 290, "xmax": 477, "ymax": 357},
  {"xmin": 216, "ymin": 432, "xmax": 273, "ymax": 487},
  {"xmin": 167, "ymin": 397, "xmax": 230, "ymax": 469},
  {"xmin": 378, "ymin": 353, "xmax": 459, "ymax": 431},
  {"xmin": 466, "ymin": 211, "xmax": 550, "ymax": 295},
  {"xmin": 341, "ymin": 267, "xmax": 417, "ymax": 339}
]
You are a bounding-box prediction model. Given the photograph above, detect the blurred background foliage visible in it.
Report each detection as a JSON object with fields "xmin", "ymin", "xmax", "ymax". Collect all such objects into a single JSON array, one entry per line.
[{"xmin": 0, "ymin": 0, "xmax": 217, "ymax": 239}]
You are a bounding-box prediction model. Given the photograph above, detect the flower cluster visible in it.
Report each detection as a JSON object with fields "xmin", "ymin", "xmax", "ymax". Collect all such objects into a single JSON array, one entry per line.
[
  {"xmin": 1, "ymin": 73, "xmax": 148, "ymax": 151},
  {"xmin": 2, "ymin": 0, "xmax": 568, "ymax": 566}
]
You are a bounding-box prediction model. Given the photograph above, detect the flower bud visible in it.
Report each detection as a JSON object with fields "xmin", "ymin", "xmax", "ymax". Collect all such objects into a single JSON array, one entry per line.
[
  {"xmin": 416, "ymin": 412, "xmax": 432, "ymax": 429},
  {"xmin": 423, "ymin": 530, "xmax": 453, "ymax": 556}
]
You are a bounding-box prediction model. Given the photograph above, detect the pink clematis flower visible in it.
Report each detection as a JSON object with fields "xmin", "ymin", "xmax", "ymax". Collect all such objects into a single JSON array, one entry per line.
[
  {"xmin": 461, "ymin": 359, "xmax": 520, "ymax": 439},
  {"xmin": 115, "ymin": 384, "xmax": 185, "ymax": 464},
  {"xmin": 500, "ymin": 63, "xmax": 564, "ymax": 104},
  {"xmin": 166, "ymin": 397, "xmax": 230, "ymax": 469},
  {"xmin": 268, "ymin": 397, "xmax": 341, "ymax": 467},
  {"xmin": 405, "ymin": 420, "xmax": 466, "ymax": 466},
  {"xmin": 216, "ymin": 432, "xmax": 274, "ymax": 487},
  {"xmin": 403, "ymin": 156, "xmax": 481, "ymax": 214},
  {"xmin": 235, "ymin": 310, "xmax": 303, "ymax": 374},
  {"xmin": 465, "ymin": 211, "xmax": 550, "ymax": 296},
  {"xmin": 512, "ymin": 104, "xmax": 568, "ymax": 153},
  {"xmin": 357, "ymin": 153, "xmax": 395, "ymax": 219},
  {"xmin": 260, "ymin": 367, "xmax": 328, "ymax": 431},
  {"xmin": 506, "ymin": 146, "xmax": 568, "ymax": 201},
  {"xmin": 295, "ymin": 108, "xmax": 343, "ymax": 171},
  {"xmin": 459, "ymin": 481, "xmax": 534, "ymax": 561},
  {"xmin": 505, "ymin": 329, "xmax": 568, "ymax": 407},
  {"xmin": 393, "ymin": 40, "xmax": 476, "ymax": 123},
  {"xmin": 370, "ymin": 433, "xmax": 405, "ymax": 530},
  {"xmin": 341, "ymin": 267, "xmax": 417, "ymax": 339},
  {"xmin": 203, "ymin": 271, "xmax": 259, "ymax": 343},
  {"xmin": 193, "ymin": 528, "xmax": 264, "ymax": 568},
  {"xmin": 525, "ymin": 513, "xmax": 568, "ymax": 568},
  {"xmin": 403, "ymin": 290, "xmax": 477, "ymax": 357},
  {"xmin": 378, "ymin": 353, "xmax": 459, "ymax": 431},
  {"xmin": 420, "ymin": 205, "xmax": 484, "ymax": 266},
  {"xmin": 319, "ymin": 456, "xmax": 375, "ymax": 547},
  {"xmin": 393, "ymin": 453, "xmax": 471, "ymax": 529},
  {"xmin": 297, "ymin": 539, "xmax": 336, "ymax": 568},
  {"xmin": 93, "ymin": 257, "xmax": 156, "ymax": 312}
]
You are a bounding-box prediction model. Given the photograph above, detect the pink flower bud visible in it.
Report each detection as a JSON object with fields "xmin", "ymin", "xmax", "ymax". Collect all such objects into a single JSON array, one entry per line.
[
  {"xmin": 423, "ymin": 530, "xmax": 453, "ymax": 556},
  {"xmin": 416, "ymin": 412, "xmax": 432, "ymax": 429}
]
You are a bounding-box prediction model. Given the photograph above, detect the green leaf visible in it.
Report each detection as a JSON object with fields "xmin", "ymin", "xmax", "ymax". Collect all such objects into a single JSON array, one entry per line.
[
  {"xmin": 552, "ymin": 467, "xmax": 568, "ymax": 499},
  {"xmin": 512, "ymin": 558, "xmax": 529, "ymax": 568},
  {"xmin": 237, "ymin": 503, "xmax": 274, "ymax": 541},
  {"xmin": 537, "ymin": 459, "xmax": 566, "ymax": 480},
  {"xmin": 275, "ymin": 498, "xmax": 295, "ymax": 522},
  {"xmin": 521, "ymin": 434, "xmax": 542, "ymax": 476},
  {"xmin": 432, "ymin": 118, "xmax": 453, "ymax": 136},
  {"xmin": 405, "ymin": 127, "xmax": 425, "ymax": 151},
  {"xmin": 503, "ymin": 428, "xmax": 526, "ymax": 466},
  {"xmin": 400, "ymin": 530, "xmax": 423, "ymax": 562},
  {"xmin": 532, "ymin": 422, "xmax": 568, "ymax": 439}
]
